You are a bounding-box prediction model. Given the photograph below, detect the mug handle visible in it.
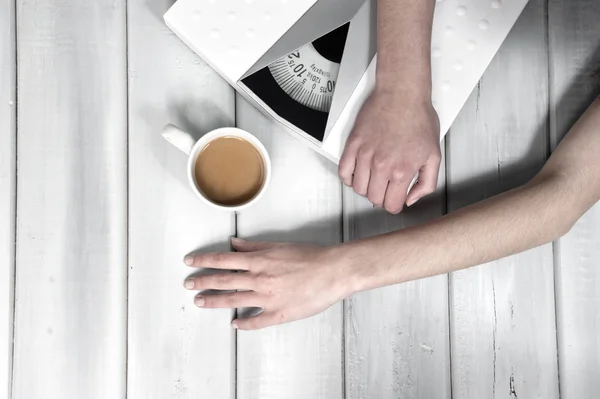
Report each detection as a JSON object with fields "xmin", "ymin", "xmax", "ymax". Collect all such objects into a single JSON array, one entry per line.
[{"xmin": 161, "ymin": 124, "xmax": 196, "ymax": 156}]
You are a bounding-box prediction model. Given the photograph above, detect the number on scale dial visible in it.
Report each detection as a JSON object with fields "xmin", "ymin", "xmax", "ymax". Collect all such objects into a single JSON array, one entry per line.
[{"xmin": 268, "ymin": 42, "xmax": 340, "ymax": 113}]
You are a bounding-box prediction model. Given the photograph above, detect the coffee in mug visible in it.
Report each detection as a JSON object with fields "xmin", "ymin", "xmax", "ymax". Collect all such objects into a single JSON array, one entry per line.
[
  {"xmin": 161, "ymin": 124, "xmax": 271, "ymax": 211},
  {"xmin": 194, "ymin": 136, "xmax": 265, "ymax": 206}
]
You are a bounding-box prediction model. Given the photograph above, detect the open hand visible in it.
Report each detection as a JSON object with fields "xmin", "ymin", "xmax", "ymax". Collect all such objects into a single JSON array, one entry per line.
[
  {"xmin": 338, "ymin": 88, "xmax": 441, "ymax": 213},
  {"xmin": 183, "ymin": 238, "xmax": 354, "ymax": 330}
]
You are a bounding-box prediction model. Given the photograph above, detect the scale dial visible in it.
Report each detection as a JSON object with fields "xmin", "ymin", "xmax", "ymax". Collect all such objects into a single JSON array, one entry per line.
[
  {"xmin": 242, "ymin": 24, "xmax": 349, "ymax": 141},
  {"xmin": 268, "ymin": 43, "xmax": 340, "ymax": 113}
]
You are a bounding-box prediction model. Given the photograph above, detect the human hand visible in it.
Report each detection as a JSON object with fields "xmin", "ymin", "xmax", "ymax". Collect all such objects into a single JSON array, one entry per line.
[
  {"xmin": 338, "ymin": 88, "xmax": 441, "ymax": 213},
  {"xmin": 183, "ymin": 238, "xmax": 355, "ymax": 330}
]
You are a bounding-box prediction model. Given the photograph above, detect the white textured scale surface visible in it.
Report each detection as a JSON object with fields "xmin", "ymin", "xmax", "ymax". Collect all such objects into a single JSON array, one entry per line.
[
  {"xmin": 164, "ymin": 0, "xmax": 319, "ymax": 83},
  {"xmin": 165, "ymin": 0, "xmax": 529, "ymax": 162},
  {"xmin": 431, "ymin": 0, "xmax": 528, "ymax": 137}
]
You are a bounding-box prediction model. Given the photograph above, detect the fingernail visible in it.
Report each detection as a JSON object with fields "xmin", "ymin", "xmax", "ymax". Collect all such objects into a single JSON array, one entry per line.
[
  {"xmin": 195, "ymin": 296, "xmax": 205, "ymax": 307},
  {"xmin": 184, "ymin": 255, "xmax": 194, "ymax": 266},
  {"xmin": 407, "ymin": 197, "xmax": 420, "ymax": 207},
  {"xmin": 231, "ymin": 237, "xmax": 246, "ymax": 244},
  {"xmin": 184, "ymin": 279, "xmax": 195, "ymax": 289},
  {"xmin": 231, "ymin": 321, "xmax": 239, "ymax": 329}
]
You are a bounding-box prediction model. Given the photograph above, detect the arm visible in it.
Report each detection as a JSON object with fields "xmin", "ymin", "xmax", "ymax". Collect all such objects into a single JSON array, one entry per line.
[
  {"xmin": 345, "ymin": 98, "xmax": 600, "ymax": 291},
  {"xmin": 376, "ymin": 0, "xmax": 435, "ymax": 99},
  {"xmin": 338, "ymin": 0, "xmax": 440, "ymax": 213},
  {"xmin": 184, "ymin": 99, "xmax": 600, "ymax": 330}
]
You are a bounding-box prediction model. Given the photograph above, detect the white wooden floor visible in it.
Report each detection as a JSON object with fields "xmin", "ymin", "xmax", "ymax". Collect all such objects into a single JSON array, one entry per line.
[{"xmin": 1, "ymin": 0, "xmax": 599, "ymax": 398}]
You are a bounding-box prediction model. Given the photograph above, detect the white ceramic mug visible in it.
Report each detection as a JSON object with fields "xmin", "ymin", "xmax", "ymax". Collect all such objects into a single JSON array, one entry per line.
[{"xmin": 161, "ymin": 124, "xmax": 271, "ymax": 211}]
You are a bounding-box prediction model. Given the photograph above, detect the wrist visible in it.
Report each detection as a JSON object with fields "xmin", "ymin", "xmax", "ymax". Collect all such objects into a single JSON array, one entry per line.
[
  {"xmin": 326, "ymin": 241, "xmax": 380, "ymax": 297},
  {"xmin": 375, "ymin": 74, "xmax": 432, "ymax": 104}
]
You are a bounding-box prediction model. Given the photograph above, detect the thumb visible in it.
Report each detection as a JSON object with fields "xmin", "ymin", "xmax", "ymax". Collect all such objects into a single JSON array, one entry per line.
[
  {"xmin": 405, "ymin": 155, "xmax": 441, "ymax": 206},
  {"xmin": 231, "ymin": 237, "xmax": 282, "ymax": 252}
]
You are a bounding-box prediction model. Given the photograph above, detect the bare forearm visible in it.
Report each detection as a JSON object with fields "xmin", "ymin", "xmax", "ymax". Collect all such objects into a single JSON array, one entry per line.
[
  {"xmin": 376, "ymin": 0, "xmax": 435, "ymax": 98},
  {"xmin": 344, "ymin": 178, "xmax": 569, "ymax": 292},
  {"xmin": 341, "ymin": 98, "xmax": 600, "ymax": 294}
]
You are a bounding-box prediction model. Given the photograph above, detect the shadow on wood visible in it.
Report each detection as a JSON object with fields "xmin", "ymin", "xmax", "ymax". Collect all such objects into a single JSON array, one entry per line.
[
  {"xmin": 448, "ymin": 42, "xmax": 600, "ymax": 212},
  {"xmin": 551, "ymin": 43, "xmax": 600, "ymax": 143},
  {"xmin": 144, "ymin": 0, "xmax": 177, "ymax": 23}
]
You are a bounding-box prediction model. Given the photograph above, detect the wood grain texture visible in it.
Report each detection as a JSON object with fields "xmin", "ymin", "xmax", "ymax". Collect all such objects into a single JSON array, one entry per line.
[
  {"xmin": 447, "ymin": 2, "xmax": 559, "ymax": 398},
  {"xmin": 126, "ymin": 0, "xmax": 237, "ymax": 398},
  {"xmin": 343, "ymin": 161, "xmax": 450, "ymax": 398},
  {"xmin": 549, "ymin": 1, "xmax": 600, "ymax": 397},
  {"xmin": 0, "ymin": 1, "xmax": 16, "ymax": 398},
  {"xmin": 12, "ymin": 1, "xmax": 127, "ymax": 398},
  {"xmin": 236, "ymin": 98, "xmax": 343, "ymax": 399}
]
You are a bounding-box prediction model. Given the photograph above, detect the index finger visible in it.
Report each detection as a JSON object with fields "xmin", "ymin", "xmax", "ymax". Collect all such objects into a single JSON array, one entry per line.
[{"xmin": 184, "ymin": 252, "xmax": 251, "ymax": 270}]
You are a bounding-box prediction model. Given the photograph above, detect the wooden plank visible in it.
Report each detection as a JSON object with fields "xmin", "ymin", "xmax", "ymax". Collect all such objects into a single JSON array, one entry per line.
[
  {"xmin": 447, "ymin": 1, "xmax": 559, "ymax": 398},
  {"xmin": 236, "ymin": 98, "xmax": 343, "ymax": 399},
  {"xmin": 126, "ymin": 0, "xmax": 236, "ymax": 397},
  {"xmin": 548, "ymin": 1, "xmax": 600, "ymax": 397},
  {"xmin": 343, "ymin": 160, "xmax": 450, "ymax": 397},
  {"xmin": 0, "ymin": 1, "xmax": 16, "ymax": 398},
  {"xmin": 12, "ymin": 1, "xmax": 127, "ymax": 398}
]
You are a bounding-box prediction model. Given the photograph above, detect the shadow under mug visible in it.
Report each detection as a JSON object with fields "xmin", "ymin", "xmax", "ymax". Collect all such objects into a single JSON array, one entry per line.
[{"xmin": 161, "ymin": 124, "xmax": 272, "ymax": 211}]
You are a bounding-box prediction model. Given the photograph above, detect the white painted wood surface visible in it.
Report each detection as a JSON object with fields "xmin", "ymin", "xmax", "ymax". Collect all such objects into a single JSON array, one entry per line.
[
  {"xmin": 549, "ymin": 1, "xmax": 600, "ymax": 397},
  {"xmin": 12, "ymin": 2, "xmax": 128, "ymax": 398},
  {"xmin": 343, "ymin": 163, "xmax": 450, "ymax": 398},
  {"xmin": 2, "ymin": 0, "xmax": 600, "ymax": 397},
  {"xmin": 447, "ymin": 1, "xmax": 559, "ymax": 398},
  {"xmin": 127, "ymin": 0, "xmax": 236, "ymax": 397},
  {"xmin": 236, "ymin": 98, "xmax": 343, "ymax": 399},
  {"xmin": 0, "ymin": 1, "xmax": 16, "ymax": 398}
]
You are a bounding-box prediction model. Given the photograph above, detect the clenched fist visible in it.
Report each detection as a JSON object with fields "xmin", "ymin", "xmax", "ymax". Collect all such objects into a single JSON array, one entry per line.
[{"xmin": 338, "ymin": 88, "xmax": 441, "ymax": 213}]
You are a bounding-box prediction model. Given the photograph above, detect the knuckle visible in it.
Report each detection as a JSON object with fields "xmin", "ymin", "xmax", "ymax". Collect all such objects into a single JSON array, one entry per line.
[
  {"xmin": 250, "ymin": 269, "xmax": 262, "ymax": 283},
  {"xmin": 212, "ymin": 253, "xmax": 226, "ymax": 264},
  {"xmin": 372, "ymin": 156, "xmax": 388, "ymax": 171},
  {"xmin": 246, "ymin": 256, "xmax": 258, "ymax": 272},
  {"xmin": 265, "ymin": 273, "xmax": 276, "ymax": 286},
  {"xmin": 247, "ymin": 255, "xmax": 262, "ymax": 271},
  {"xmin": 217, "ymin": 273, "xmax": 231, "ymax": 286},
  {"xmin": 373, "ymin": 161, "xmax": 387, "ymax": 172},
  {"xmin": 261, "ymin": 274, "xmax": 277, "ymax": 294},
  {"xmin": 198, "ymin": 276, "xmax": 214, "ymax": 289},
  {"xmin": 358, "ymin": 146, "xmax": 374, "ymax": 159},
  {"xmin": 226, "ymin": 294, "xmax": 239, "ymax": 307},
  {"xmin": 391, "ymin": 169, "xmax": 406, "ymax": 182}
]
